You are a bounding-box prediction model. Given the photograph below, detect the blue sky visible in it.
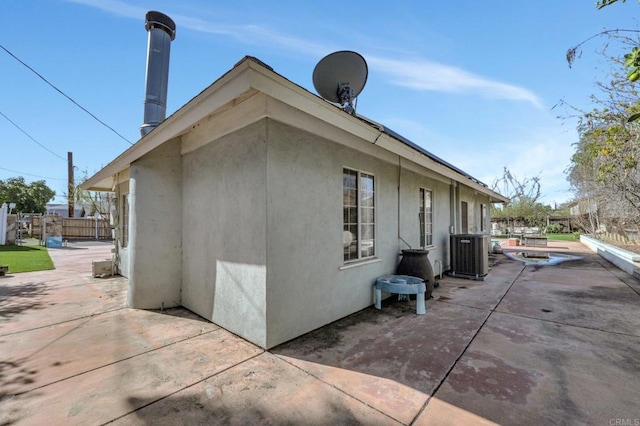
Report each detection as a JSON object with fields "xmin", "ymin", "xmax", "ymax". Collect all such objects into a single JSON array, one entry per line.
[{"xmin": 1, "ymin": 0, "xmax": 638, "ymax": 206}]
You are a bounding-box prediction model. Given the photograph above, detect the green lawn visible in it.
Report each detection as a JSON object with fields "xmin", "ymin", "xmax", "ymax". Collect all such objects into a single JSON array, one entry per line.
[
  {"xmin": 0, "ymin": 244, "xmax": 55, "ymax": 274},
  {"xmin": 546, "ymin": 233, "xmax": 580, "ymax": 241},
  {"xmin": 492, "ymin": 233, "xmax": 579, "ymax": 241}
]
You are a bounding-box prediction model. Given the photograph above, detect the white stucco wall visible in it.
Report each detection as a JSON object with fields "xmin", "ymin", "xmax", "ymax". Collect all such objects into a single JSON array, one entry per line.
[
  {"xmin": 397, "ymin": 167, "xmax": 452, "ymax": 277},
  {"xmin": 128, "ymin": 139, "xmax": 182, "ymax": 309},
  {"xmin": 181, "ymin": 121, "xmax": 268, "ymax": 348},
  {"xmin": 265, "ymin": 120, "xmax": 411, "ymax": 347}
]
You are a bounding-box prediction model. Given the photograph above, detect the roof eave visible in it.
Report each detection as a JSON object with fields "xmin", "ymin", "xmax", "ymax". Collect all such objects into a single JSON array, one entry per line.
[
  {"xmin": 81, "ymin": 56, "xmax": 509, "ymax": 204},
  {"xmin": 80, "ymin": 58, "xmax": 257, "ymax": 191}
]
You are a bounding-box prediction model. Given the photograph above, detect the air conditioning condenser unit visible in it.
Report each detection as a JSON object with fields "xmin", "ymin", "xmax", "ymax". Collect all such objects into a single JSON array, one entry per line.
[{"xmin": 449, "ymin": 234, "xmax": 489, "ymax": 280}]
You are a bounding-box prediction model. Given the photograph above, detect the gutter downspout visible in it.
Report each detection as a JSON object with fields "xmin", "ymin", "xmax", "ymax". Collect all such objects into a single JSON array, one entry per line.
[
  {"xmin": 371, "ymin": 129, "xmax": 410, "ymax": 249},
  {"xmin": 397, "ymin": 156, "xmax": 411, "ymax": 249},
  {"xmin": 450, "ymin": 180, "xmax": 458, "ymax": 235}
]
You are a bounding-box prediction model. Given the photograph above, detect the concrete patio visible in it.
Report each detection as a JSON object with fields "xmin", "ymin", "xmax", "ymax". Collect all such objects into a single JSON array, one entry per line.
[{"xmin": 1, "ymin": 240, "xmax": 639, "ymax": 425}]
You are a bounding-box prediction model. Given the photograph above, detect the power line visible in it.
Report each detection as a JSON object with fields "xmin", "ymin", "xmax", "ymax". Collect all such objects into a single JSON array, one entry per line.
[
  {"xmin": 0, "ymin": 110, "xmax": 67, "ymax": 161},
  {"xmin": 0, "ymin": 43, "xmax": 134, "ymax": 146},
  {"xmin": 0, "ymin": 166, "xmax": 66, "ymax": 181}
]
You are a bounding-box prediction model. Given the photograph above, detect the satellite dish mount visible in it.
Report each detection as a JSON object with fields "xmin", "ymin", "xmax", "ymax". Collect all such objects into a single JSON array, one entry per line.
[
  {"xmin": 338, "ymin": 83, "xmax": 356, "ymax": 114},
  {"xmin": 313, "ymin": 51, "xmax": 368, "ymax": 115}
]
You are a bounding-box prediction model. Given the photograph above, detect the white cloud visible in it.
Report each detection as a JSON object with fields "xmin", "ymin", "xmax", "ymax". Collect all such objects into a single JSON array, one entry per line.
[
  {"xmin": 367, "ymin": 56, "xmax": 544, "ymax": 109},
  {"xmin": 379, "ymin": 114, "xmax": 575, "ymax": 204},
  {"xmin": 67, "ymin": 0, "xmax": 543, "ymax": 108},
  {"xmin": 65, "ymin": 0, "xmax": 330, "ymax": 56},
  {"xmin": 469, "ymin": 131, "xmax": 575, "ymax": 204},
  {"xmin": 65, "ymin": 0, "xmax": 145, "ymax": 19}
]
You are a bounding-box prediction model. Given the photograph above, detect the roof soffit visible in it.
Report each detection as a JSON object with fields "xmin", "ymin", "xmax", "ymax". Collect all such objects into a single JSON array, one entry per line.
[{"xmin": 81, "ymin": 61, "xmax": 257, "ymax": 191}]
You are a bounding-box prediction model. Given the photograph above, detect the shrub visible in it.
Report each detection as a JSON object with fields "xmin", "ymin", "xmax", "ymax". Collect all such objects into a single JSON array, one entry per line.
[{"xmin": 545, "ymin": 224, "xmax": 564, "ymax": 234}]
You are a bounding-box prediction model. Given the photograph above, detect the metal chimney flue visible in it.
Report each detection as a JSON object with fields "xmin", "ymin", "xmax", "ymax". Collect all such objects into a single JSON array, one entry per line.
[{"xmin": 140, "ymin": 11, "xmax": 176, "ymax": 137}]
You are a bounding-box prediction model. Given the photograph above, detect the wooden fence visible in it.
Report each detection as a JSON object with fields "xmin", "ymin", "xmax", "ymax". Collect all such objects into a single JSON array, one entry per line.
[{"xmin": 31, "ymin": 216, "xmax": 112, "ymax": 240}]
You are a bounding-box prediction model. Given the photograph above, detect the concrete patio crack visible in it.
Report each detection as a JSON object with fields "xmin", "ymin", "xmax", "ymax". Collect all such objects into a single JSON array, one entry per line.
[
  {"xmin": 6, "ymin": 327, "xmax": 221, "ymax": 398},
  {"xmin": 0, "ymin": 306, "xmax": 128, "ymax": 337},
  {"xmin": 100, "ymin": 350, "xmax": 266, "ymax": 426},
  {"xmin": 492, "ymin": 310, "xmax": 640, "ymax": 339},
  {"xmin": 271, "ymin": 353, "xmax": 404, "ymax": 425},
  {"xmin": 409, "ymin": 264, "xmax": 527, "ymax": 425}
]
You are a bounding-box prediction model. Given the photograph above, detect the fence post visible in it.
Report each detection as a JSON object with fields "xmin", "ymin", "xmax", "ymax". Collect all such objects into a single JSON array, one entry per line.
[{"xmin": 95, "ymin": 217, "xmax": 99, "ymax": 240}]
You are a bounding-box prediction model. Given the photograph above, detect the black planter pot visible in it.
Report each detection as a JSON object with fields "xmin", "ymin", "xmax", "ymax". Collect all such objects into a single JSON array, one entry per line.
[{"xmin": 396, "ymin": 249, "xmax": 435, "ymax": 299}]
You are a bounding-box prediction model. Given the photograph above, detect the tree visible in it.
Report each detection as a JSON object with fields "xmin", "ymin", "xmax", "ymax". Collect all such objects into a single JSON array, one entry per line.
[
  {"xmin": 566, "ymin": 105, "xmax": 640, "ymax": 233},
  {"xmin": 490, "ymin": 168, "xmax": 552, "ymax": 229},
  {"xmin": 563, "ymin": 1, "xmax": 640, "ymax": 237},
  {"xmin": 491, "ymin": 167, "xmax": 542, "ymax": 203},
  {"xmin": 564, "ymin": 32, "xmax": 640, "ymax": 235},
  {"xmin": 596, "ymin": 0, "xmax": 628, "ymax": 7},
  {"xmin": 567, "ymin": 0, "xmax": 640, "ymax": 116},
  {"xmin": 0, "ymin": 177, "xmax": 56, "ymax": 213},
  {"xmin": 64, "ymin": 169, "xmax": 114, "ymax": 219}
]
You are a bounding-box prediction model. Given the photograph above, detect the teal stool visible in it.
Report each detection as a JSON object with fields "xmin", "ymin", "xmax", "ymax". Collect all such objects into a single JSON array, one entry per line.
[{"xmin": 375, "ymin": 275, "xmax": 426, "ymax": 315}]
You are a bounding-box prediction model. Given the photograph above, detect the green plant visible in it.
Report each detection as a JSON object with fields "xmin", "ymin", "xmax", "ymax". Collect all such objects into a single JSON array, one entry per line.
[
  {"xmin": 545, "ymin": 224, "xmax": 564, "ymax": 234},
  {"xmin": 546, "ymin": 233, "xmax": 579, "ymax": 241}
]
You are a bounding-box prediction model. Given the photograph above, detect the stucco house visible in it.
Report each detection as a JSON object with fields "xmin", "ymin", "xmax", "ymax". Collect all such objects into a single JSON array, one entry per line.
[{"xmin": 82, "ymin": 56, "xmax": 508, "ymax": 349}]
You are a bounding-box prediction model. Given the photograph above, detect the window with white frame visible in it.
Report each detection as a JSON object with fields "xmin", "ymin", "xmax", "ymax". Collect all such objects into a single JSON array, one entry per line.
[
  {"xmin": 480, "ymin": 203, "xmax": 487, "ymax": 232},
  {"xmin": 343, "ymin": 168, "xmax": 375, "ymax": 262},
  {"xmin": 419, "ymin": 188, "xmax": 433, "ymax": 247}
]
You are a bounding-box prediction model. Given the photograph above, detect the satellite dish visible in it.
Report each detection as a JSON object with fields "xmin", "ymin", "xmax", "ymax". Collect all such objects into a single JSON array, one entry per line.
[{"xmin": 313, "ymin": 51, "xmax": 368, "ymax": 115}]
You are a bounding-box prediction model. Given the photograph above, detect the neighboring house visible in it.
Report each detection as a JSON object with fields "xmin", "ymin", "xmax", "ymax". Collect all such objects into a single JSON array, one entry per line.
[
  {"xmin": 81, "ymin": 56, "xmax": 508, "ymax": 349},
  {"xmin": 547, "ymin": 212, "xmax": 572, "ymax": 232},
  {"xmin": 568, "ymin": 198, "xmax": 598, "ymax": 218},
  {"xmin": 568, "ymin": 198, "xmax": 605, "ymax": 233},
  {"xmin": 46, "ymin": 204, "xmax": 85, "ymax": 218}
]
